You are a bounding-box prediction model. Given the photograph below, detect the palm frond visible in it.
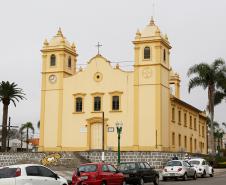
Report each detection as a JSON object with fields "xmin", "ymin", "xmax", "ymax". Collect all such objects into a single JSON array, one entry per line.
[
  {"xmin": 20, "ymin": 122, "xmax": 35, "ymax": 133},
  {"xmin": 222, "ymin": 122, "xmax": 226, "ymax": 128},
  {"xmin": 0, "ymin": 81, "xmax": 26, "ymax": 107},
  {"xmin": 188, "ymin": 76, "xmax": 207, "ymax": 93},
  {"xmin": 187, "ymin": 63, "xmax": 210, "ymax": 77},
  {"xmin": 214, "ymin": 91, "xmax": 226, "ymax": 106},
  {"xmin": 212, "ymin": 58, "xmax": 225, "ymax": 71}
]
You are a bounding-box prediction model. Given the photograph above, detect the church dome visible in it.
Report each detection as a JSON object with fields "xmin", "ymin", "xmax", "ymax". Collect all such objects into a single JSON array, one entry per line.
[
  {"xmin": 140, "ymin": 17, "xmax": 161, "ymax": 38},
  {"xmin": 48, "ymin": 28, "xmax": 71, "ymax": 48}
]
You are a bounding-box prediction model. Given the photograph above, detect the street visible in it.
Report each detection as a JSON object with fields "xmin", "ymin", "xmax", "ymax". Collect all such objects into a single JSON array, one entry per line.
[
  {"xmin": 158, "ymin": 173, "xmax": 226, "ymax": 185},
  {"xmin": 54, "ymin": 168, "xmax": 226, "ymax": 185}
]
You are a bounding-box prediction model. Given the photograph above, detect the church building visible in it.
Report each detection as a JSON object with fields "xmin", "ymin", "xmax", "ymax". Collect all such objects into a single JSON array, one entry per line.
[{"xmin": 39, "ymin": 18, "xmax": 207, "ymax": 154}]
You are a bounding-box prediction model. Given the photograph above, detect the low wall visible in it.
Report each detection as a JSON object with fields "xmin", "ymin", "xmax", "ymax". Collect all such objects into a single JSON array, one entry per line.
[
  {"xmin": 0, "ymin": 153, "xmax": 45, "ymax": 166},
  {"xmin": 0, "ymin": 152, "xmax": 88, "ymax": 167},
  {"xmin": 0, "ymin": 151, "xmax": 206, "ymax": 169},
  {"xmin": 79, "ymin": 151, "xmax": 195, "ymax": 169}
]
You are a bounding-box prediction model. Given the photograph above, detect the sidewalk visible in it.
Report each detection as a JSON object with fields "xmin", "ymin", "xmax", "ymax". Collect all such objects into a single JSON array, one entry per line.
[{"xmin": 214, "ymin": 168, "xmax": 226, "ymax": 175}]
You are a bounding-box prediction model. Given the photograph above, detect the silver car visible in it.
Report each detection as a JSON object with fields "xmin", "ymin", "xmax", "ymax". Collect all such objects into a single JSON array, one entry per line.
[{"xmin": 162, "ymin": 160, "xmax": 197, "ymax": 181}]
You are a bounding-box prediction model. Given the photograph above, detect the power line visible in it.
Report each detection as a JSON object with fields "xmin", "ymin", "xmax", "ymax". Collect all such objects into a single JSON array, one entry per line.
[{"xmin": 77, "ymin": 60, "xmax": 134, "ymax": 66}]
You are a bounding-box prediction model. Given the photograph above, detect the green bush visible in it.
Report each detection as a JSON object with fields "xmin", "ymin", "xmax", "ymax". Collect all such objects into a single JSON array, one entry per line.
[{"xmin": 202, "ymin": 155, "xmax": 226, "ymax": 168}]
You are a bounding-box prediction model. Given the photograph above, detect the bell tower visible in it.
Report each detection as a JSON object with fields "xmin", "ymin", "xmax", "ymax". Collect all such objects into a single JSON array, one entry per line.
[
  {"xmin": 133, "ymin": 18, "xmax": 171, "ymax": 151},
  {"xmin": 39, "ymin": 28, "xmax": 78, "ymax": 151}
]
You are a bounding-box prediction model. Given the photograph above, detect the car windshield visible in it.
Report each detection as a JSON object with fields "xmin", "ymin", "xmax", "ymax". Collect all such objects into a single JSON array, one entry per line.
[
  {"xmin": 119, "ymin": 163, "xmax": 136, "ymax": 171},
  {"xmin": 189, "ymin": 160, "xmax": 200, "ymax": 165},
  {"xmin": 166, "ymin": 161, "xmax": 182, "ymax": 167},
  {"xmin": 0, "ymin": 168, "xmax": 17, "ymax": 178},
  {"xmin": 79, "ymin": 165, "xmax": 97, "ymax": 172}
]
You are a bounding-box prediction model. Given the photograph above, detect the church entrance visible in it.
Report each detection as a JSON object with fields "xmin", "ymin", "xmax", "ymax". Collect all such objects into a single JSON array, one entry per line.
[
  {"xmin": 91, "ymin": 123, "xmax": 103, "ymax": 150},
  {"xmin": 86, "ymin": 117, "xmax": 108, "ymax": 151}
]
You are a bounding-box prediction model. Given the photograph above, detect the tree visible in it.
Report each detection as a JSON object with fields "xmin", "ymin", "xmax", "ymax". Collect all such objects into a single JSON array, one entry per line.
[
  {"xmin": 20, "ymin": 122, "xmax": 34, "ymax": 152},
  {"xmin": 0, "ymin": 81, "xmax": 25, "ymax": 152},
  {"xmin": 37, "ymin": 120, "xmax": 40, "ymax": 129},
  {"xmin": 222, "ymin": 122, "xmax": 226, "ymax": 128},
  {"xmin": 187, "ymin": 58, "xmax": 226, "ymax": 155},
  {"xmin": 7, "ymin": 129, "xmax": 20, "ymax": 140},
  {"xmin": 212, "ymin": 121, "xmax": 225, "ymax": 152}
]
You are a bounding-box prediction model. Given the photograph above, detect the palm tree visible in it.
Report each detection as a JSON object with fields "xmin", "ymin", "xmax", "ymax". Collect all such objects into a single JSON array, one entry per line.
[
  {"xmin": 187, "ymin": 58, "xmax": 226, "ymax": 155},
  {"xmin": 0, "ymin": 81, "xmax": 26, "ymax": 152},
  {"xmin": 20, "ymin": 122, "xmax": 34, "ymax": 152},
  {"xmin": 214, "ymin": 128, "xmax": 224, "ymax": 152}
]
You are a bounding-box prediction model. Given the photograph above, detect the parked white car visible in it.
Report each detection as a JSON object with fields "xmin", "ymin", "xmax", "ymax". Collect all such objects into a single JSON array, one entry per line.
[
  {"xmin": 189, "ymin": 158, "xmax": 214, "ymax": 177},
  {"xmin": 0, "ymin": 164, "xmax": 68, "ymax": 185},
  {"xmin": 162, "ymin": 160, "xmax": 197, "ymax": 181}
]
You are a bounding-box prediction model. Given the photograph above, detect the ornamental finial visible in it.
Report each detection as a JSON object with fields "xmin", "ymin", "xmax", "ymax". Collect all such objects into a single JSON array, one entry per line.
[
  {"xmin": 149, "ymin": 16, "xmax": 155, "ymax": 26},
  {"xmin": 57, "ymin": 27, "xmax": 63, "ymax": 37}
]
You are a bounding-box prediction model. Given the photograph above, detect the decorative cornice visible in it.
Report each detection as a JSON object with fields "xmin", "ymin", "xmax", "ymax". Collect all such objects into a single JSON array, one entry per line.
[
  {"xmin": 134, "ymin": 63, "xmax": 170, "ymax": 71},
  {"xmin": 170, "ymin": 95, "xmax": 205, "ymax": 116},
  {"xmin": 86, "ymin": 117, "xmax": 109, "ymax": 124},
  {"xmin": 133, "ymin": 38, "xmax": 171, "ymax": 49},
  {"xmin": 91, "ymin": 92, "xmax": 105, "ymax": 96},
  {"xmin": 41, "ymin": 47, "xmax": 78, "ymax": 56},
  {"xmin": 109, "ymin": 91, "xmax": 123, "ymax": 95},
  {"xmin": 73, "ymin": 93, "xmax": 86, "ymax": 97}
]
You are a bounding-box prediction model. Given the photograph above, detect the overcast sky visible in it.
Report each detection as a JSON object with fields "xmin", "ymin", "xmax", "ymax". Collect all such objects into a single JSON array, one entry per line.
[{"xmin": 0, "ymin": 0, "xmax": 225, "ymax": 136}]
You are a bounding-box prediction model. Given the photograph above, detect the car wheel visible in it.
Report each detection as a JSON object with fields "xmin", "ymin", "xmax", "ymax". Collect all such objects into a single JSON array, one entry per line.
[
  {"xmin": 202, "ymin": 170, "xmax": 206, "ymax": 178},
  {"xmin": 139, "ymin": 178, "xmax": 144, "ymax": 185},
  {"xmin": 153, "ymin": 176, "xmax": 159, "ymax": 185},
  {"xmin": 101, "ymin": 181, "xmax": 107, "ymax": 185},
  {"xmin": 183, "ymin": 173, "xmax": 188, "ymax": 181},
  {"xmin": 210, "ymin": 169, "xmax": 214, "ymax": 177},
  {"xmin": 163, "ymin": 177, "xmax": 167, "ymax": 181},
  {"xmin": 193, "ymin": 172, "xmax": 197, "ymax": 180}
]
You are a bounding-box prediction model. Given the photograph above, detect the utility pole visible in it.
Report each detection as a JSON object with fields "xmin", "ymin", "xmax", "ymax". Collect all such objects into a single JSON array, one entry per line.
[
  {"xmin": 1, "ymin": 117, "xmax": 18, "ymax": 152},
  {"xmin": 7, "ymin": 117, "xmax": 11, "ymax": 151},
  {"xmin": 21, "ymin": 131, "xmax": 23, "ymax": 151}
]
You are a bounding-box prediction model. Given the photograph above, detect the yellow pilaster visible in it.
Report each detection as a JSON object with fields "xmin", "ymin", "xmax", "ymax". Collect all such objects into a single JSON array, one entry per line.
[{"xmin": 133, "ymin": 45, "xmax": 140, "ymax": 149}]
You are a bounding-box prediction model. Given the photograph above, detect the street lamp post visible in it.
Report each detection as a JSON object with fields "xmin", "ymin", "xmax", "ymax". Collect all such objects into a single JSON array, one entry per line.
[
  {"xmin": 102, "ymin": 111, "xmax": 105, "ymax": 161},
  {"xmin": 115, "ymin": 121, "xmax": 123, "ymax": 165}
]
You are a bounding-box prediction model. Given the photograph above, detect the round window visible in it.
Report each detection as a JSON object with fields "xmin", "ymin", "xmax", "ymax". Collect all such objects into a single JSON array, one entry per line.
[{"xmin": 94, "ymin": 72, "xmax": 103, "ymax": 82}]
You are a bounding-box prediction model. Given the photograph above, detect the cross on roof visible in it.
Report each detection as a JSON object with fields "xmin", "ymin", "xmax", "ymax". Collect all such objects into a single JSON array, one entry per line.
[{"xmin": 96, "ymin": 42, "xmax": 102, "ymax": 55}]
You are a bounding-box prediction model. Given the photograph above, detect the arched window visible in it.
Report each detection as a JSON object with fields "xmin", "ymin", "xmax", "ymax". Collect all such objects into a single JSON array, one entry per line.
[
  {"xmin": 94, "ymin": 96, "xmax": 101, "ymax": 111},
  {"xmin": 68, "ymin": 56, "xmax": 71, "ymax": 68},
  {"xmin": 172, "ymin": 132, "xmax": 175, "ymax": 145},
  {"xmin": 172, "ymin": 108, "xmax": 175, "ymax": 121},
  {"xmin": 190, "ymin": 115, "xmax": 192, "ymax": 128},
  {"xmin": 178, "ymin": 134, "xmax": 181, "ymax": 147},
  {"xmin": 50, "ymin": 54, "xmax": 56, "ymax": 66},
  {"xmin": 76, "ymin": 97, "xmax": 83, "ymax": 112},
  {"xmin": 194, "ymin": 139, "xmax": 197, "ymax": 151},
  {"xmin": 184, "ymin": 113, "xmax": 187, "ymax": 127},
  {"xmin": 144, "ymin": 47, "xmax": 150, "ymax": 59},
  {"xmin": 184, "ymin": 136, "xmax": 187, "ymax": 149},
  {"xmin": 178, "ymin": 110, "xmax": 181, "ymax": 124},
  {"xmin": 163, "ymin": 49, "xmax": 166, "ymax": 62},
  {"xmin": 194, "ymin": 118, "xmax": 197, "ymax": 130}
]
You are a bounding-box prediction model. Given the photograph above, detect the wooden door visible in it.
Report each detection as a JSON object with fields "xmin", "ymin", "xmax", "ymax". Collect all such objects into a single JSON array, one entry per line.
[{"xmin": 91, "ymin": 123, "xmax": 103, "ymax": 150}]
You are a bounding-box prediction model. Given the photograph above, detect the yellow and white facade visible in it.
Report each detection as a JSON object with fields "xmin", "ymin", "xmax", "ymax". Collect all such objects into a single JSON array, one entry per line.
[{"xmin": 39, "ymin": 19, "xmax": 207, "ymax": 154}]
